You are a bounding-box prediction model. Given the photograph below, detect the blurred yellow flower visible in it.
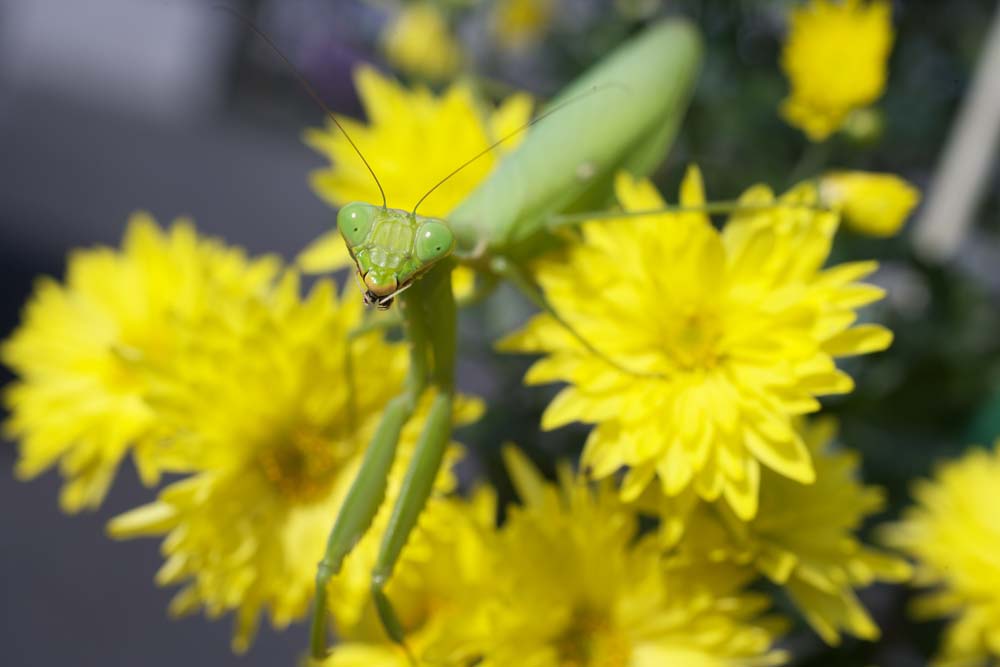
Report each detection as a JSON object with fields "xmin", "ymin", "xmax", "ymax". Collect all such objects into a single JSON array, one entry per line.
[
  {"xmin": 301, "ymin": 65, "xmax": 532, "ymax": 298},
  {"xmin": 781, "ymin": 0, "xmax": 894, "ymax": 141},
  {"xmin": 882, "ymin": 441, "xmax": 1000, "ymax": 667},
  {"xmin": 477, "ymin": 446, "xmax": 786, "ymax": 667},
  {"xmin": 1, "ymin": 213, "xmax": 279, "ymax": 511},
  {"xmin": 820, "ymin": 170, "xmax": 921, "ymax": 237},
  {"xmin": 492, "ymin": 0, "xmax": 555, "ymax": 50},
  {"xmin": 108, "ymin": 275, "xmax": 483, "ymax": 652},
  {"xmin": 652, "ymin": 420, "xmax": 910, "ymax": 645},
  {"xmin": 501, "ymin": 167, "xmax": 892, "ymax": 519},
  {"xmin": 381, "ymin": 2, "xmax": 462, "ymax": 82}
]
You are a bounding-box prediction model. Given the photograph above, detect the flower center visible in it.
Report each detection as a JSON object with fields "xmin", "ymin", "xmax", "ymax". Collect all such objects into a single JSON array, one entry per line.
[
  {"xmin": 665, "ymin": 309, "xmax": 723, "ymax": 371},
  {"xmin": 555, "ymin": 609, "xmax": 630, "ymax": 667},
  {"xmin": 257, "ymin": 427, "xmax": 350, "ymax": 504}
]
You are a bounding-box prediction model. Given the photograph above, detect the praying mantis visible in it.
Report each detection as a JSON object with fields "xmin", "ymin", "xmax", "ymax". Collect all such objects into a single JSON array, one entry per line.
[{"xmin": 300, "ymin": 18, "xmax": 704, "ymax": 658}]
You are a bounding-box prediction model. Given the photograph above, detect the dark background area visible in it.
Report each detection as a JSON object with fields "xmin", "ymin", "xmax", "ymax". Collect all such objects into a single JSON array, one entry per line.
[{"xmin": 1, "ymin": 1, "xmax": 998, "ymax": 665}]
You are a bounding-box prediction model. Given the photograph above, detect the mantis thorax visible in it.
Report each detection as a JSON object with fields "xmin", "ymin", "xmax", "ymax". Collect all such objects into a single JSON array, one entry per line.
[{"xmin": 337, "ymin": 202, "xmax": 455, "ymax": 309}]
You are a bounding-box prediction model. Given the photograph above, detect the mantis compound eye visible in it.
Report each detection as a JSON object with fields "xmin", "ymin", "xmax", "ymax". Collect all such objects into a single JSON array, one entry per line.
[
  {"xmin": 414, "ymin": 220, "xmax": 454, "ymax": 265},
  {"xmin": 337, "ymin": 202, "xmax": 375, "ymax": 247}
]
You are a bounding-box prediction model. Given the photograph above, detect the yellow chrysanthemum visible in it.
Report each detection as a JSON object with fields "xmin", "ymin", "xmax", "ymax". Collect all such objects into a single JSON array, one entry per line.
[
  {"xmin": 501, "ymin": 167, "xmax": 893, "ymax": 519},
  {"xmin": 881, "ymin": 441, "xmax": 1000, "ymax": 666},
  {"xmin": 108, "ymin": 276, "xmax": 483, "ymax": 651},
  {"xmin": 319, "ymin": 490, "xmax": 498, "ymax": 667},
  {"xmin": 780, "ymin": 0, "xmax": 894, "ymax": 141},
  {"xmin": 650, "ymin": 419, "xmax": 910, "ymax": 645},
  {"xmin": 300, "ymin": 65, "xmax": 532, "ymax": 298},
  {"xmin": 1, "ymin": 213, "xmax": 279, "ymax": 511},
  {"xmin": 475, "ymin": 447, "xmax": 786, "ymax": 667},
  {"xmin": 820, "ymin": 171, "xmax": 921, "ymax": 237},
  {"xmin": 381, "ymin": 2, "xmax": 462, "ymax": 82},
  {"xmin": 492, "ymin": 0, "xmax": 555, "ymax": 50}
]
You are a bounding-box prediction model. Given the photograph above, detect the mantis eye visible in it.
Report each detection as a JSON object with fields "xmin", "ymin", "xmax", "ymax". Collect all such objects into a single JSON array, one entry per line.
[
  {"xmin": 337, "ymin": 202, "xmax": 375, "ymax": 247},
  {"xmin": 414, "ymin": 220, "xmax": 454, "ymax": 264}
]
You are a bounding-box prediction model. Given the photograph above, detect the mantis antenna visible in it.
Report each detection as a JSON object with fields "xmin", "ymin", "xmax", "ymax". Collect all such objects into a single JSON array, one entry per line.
[
  {"xmin": 411, "ymin": 84, "xmax": 624, "ymax": 217},
  {"xmin": 546, "ymin": 200, "xmax": 833, "ymax": 229},
  {"xmin": 214, "ymin": 4, "xmax": 388, "ymax": 209}
]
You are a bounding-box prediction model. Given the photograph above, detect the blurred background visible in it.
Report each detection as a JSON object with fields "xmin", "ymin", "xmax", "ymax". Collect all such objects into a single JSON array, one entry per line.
[{"xmin": 1, "ymin": 0, "xmax": 997, "ymax": 665}]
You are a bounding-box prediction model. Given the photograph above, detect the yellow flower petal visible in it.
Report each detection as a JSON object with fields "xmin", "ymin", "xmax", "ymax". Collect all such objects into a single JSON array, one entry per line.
[
  {"xmin": 296, "ymin": 229, "xmax": 355, "ymax": 274},
  {"xmin": 820, "ymin": 170, "xmax": 921, "ymax": 237},
  {"xmin": 822, "ymin": 324, "xmax": 893, "ymax": 356},
  {"xmin": 541, "ymin": 387, "xmax": 586, "ymax": 430},
  {"xmin": 745, "ymin": 426, "xmax": 816, "ymax": 485}
]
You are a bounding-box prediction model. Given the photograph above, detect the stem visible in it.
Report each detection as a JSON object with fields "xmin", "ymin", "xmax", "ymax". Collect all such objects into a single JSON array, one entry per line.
[{"xmin": 786, "ymin": 139, "xmax": 831, "ymax": 187}]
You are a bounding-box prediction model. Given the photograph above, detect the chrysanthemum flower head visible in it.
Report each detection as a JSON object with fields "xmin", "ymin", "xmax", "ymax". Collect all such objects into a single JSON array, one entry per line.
[
  {"xmin": 650, "ymin": 419, "xmax": 910, "ymax": 645},
  {"xmin": 501, "ymin": 167, "xmax": 892, "ymax": 520},
  {"xmin": 780, "ymin": 0, "xmax": 895, "ymax": 141},
  {"xmin": 475, "ymin": 446, "xmax": 786, "ymax": 667},
  {"xmin": 300, "ymin": 65, "xmax": 531, "ymax": 299},
  {"xmin": 881, "ymin": 440, "xmax": 1000, "ymax": 666},
  {"xmin": 1, "ymin": 213, "xmax": 279, "ymax": 511},
  {"xmin": 381, "ymin": 2, "xmax": 463, "ymax": 82},
  {"xmin": 108, "ymin": 276, "xmax": 483, "ymax": 651},
  {"xmin": 820, "ymin": 170, "xmax": 921, "ymax": 237}
]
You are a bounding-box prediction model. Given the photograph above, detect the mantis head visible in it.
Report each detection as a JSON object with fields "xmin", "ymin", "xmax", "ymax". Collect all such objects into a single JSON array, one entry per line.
[{"xmin": 337, "ymin": 202, "xmax": 455, "ymax": 310}]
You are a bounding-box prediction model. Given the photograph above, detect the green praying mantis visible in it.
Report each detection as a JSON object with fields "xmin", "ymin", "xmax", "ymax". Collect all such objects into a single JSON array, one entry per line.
[{"xmin": 292, "ymin": 18, "xmax": 705, "ymax": 658}]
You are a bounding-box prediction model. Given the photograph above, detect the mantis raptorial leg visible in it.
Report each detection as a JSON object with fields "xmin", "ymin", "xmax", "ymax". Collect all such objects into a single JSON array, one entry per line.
[
  {"xmin": 369, "ymin": 263, "xmax": 455, "ymax": 647},
  {"xmin": 311, "ymin": 262, "xmax": 455, "ymax": 658},
  {"xmin": 310, "ymin": 287, "xmax": 430, "ymax": 656}
]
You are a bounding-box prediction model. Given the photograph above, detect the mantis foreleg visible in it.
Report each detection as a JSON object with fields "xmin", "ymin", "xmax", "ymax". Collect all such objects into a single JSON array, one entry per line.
[
  {"xmin": 369, "ymin": 262, "xmax": 456, "ymax": 650},
  {"xmin": 310, "ymin": 290, "xmax": 432, "ymax": 658},
  {"xmin": 310, "ymin": 264, "xmax": 457, "ymax": 658},
  {"xmin": 371, "ymin": 390, "xmax": 452, "ymax": 647}
]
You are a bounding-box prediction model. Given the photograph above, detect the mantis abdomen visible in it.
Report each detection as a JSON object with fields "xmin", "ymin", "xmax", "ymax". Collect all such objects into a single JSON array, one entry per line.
[{"xmin": 448, "ymin": 19, "xmax": 703, "ymax": 256}]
